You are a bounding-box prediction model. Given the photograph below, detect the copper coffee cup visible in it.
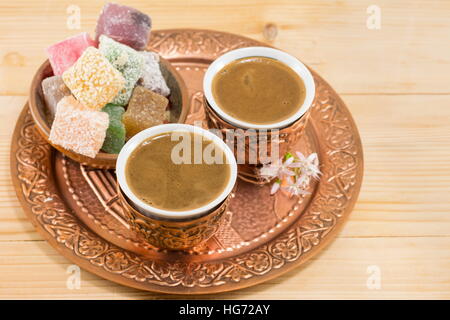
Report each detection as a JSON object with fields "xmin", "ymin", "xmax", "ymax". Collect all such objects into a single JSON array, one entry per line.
[
  {"xmin": 118, "ymin": 186, "xmax": 232, "ymax": 250},
  {"xmin": 116, "ymin": 124, "xmax": 237, "ymax": 250},
  {"xmin": 203, "ymin": 47, "xmax": 315, "ymax": 184}
]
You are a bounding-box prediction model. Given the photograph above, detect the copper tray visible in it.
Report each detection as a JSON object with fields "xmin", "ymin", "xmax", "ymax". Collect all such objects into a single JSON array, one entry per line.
[{"xmin": 10, "ymin": 29, "xmax": 363, "ymax": 294}]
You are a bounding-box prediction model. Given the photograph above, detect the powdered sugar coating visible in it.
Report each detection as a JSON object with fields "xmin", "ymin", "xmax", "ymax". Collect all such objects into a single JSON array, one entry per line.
[
  {"xmin": 99, "ymin": 35, "xmax": 144, "ymax": 106},
  {"xmin": 47, "ymin": 32, "xmax": 97, "ymax": 76},
  {"xmin": 95, "ymin": 2, "xmax": 151, "ymax": 50},
  {"xmin": 62, "ymin": 47, "xmax": 125, "ymax": 110},
  {"xmin": 139, "ymin": 51, "xmax": 170, "ymax": 97},
  {"xmin": 49, "ymin": 96, "xmax": 109, "ymax": 158},
  {"xmin": 41, "ymin": 75, "xmax": 71, "ymax": 119}
]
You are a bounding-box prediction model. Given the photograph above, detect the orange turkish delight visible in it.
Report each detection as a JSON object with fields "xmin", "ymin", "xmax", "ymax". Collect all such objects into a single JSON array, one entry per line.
[
  {"xmin": 122, "ymin": 86, "xmax": 168, "ymax": 138},
  {"xmin": 62, "ymin": 47, "xmax": 125, "ymax": 110}
]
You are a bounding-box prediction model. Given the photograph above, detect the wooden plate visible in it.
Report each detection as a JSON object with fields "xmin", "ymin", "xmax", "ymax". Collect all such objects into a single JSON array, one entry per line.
[{"xmin": 10, "ymin": 29, "xmax": 363, "ymax": 294}]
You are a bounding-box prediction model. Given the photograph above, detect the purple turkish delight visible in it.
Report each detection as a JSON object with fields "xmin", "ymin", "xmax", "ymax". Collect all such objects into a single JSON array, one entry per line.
[{"xmin": 95, "ymin": 3, "xmax": 152, "ymax": 50}]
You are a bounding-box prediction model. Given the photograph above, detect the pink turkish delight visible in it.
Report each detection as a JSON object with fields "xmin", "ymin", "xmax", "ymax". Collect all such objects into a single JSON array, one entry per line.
[
  {"xmin": 46, "ymin": 32, "xmax": 96, "ymax": 76},
  {"xmin": 95, "ymin": 3, "xmax": 151, "ymax": 50}
]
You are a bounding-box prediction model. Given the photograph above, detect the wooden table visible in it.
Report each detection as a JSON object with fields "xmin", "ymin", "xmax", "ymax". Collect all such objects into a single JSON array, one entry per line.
[{"xmin": 1, "ymin": 0, "xmax": 449, "ymax": 299}]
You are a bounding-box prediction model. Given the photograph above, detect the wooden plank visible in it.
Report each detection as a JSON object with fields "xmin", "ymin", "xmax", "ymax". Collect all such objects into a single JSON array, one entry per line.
[
  {"xmin": 0, "ymin": 237, "xmax": 448, "ymax": 299},
  {"xmin": 1, "ymin": 0, "xmax": 450, "ymax": 299},
  {"xmin": 341, "ymin": 94, "xmax": 450, "ymax": 238},
  {"xmin": 1, "ymin": 1, "xmax": 450, "ymax": 95}
]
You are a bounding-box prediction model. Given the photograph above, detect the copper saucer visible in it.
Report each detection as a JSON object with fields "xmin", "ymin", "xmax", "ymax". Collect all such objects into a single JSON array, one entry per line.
[{"xmin": 10, "ymin": 29, "xmax": 363, "ymax": 294}]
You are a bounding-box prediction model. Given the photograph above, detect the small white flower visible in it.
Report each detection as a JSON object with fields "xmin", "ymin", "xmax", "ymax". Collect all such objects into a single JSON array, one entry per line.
[
  {"xmin": 259, "ymin": 159, "xmax": 282, "ymax": 178},
  {"xmin": 260, "ymin": 157, "xmax": 295, "ymax": 180},
  {"xmin": 263, "ymin": 151, "xmax": 321, "ymax": 197},
  {"xmin": 295, "ymin": 172, "xmax": 311, "ymax": 189},
  {"xmin": 294, "ymin": 151, "xmax": 321, "ymax": 179},
  {"xmin": 282, "ymin": 177, "xmax": 311, "ymax": 196}
]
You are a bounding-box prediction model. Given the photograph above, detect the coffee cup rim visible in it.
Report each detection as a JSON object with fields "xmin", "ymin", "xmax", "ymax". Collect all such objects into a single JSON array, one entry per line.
[
  {"xmin": 203, "ymin": 46, "xmax": 315, "ymax": 129},
  {"xmin": 116, "ymin": 124, "xmax": 237, "ymax": 219}
]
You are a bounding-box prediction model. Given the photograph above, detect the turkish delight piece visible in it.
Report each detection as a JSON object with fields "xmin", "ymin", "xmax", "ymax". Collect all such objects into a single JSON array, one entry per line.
[
  {"xmin": 95, "ymin": 3, "xmax": 151, "ymax": 50},
  {"xmin": 101, "ymin": 104, "xmax": 126, "ymax": 154},
  {"xmin": 62, "ymin": 47, "xmax": 125, "ymax": 110},
  {"xmin": 122, "ymin": 86, "xmax": 168, "ymax": 138},
  {"xmin": 139, "ymin": 51, "xmax": 170, "ymax": 97},
  {"xmin": 46, "ymin": 32, "xmax": 96, "ymax": 76},
  {"xmin": 99, "ymin": 35, "xmax": 144, "ymax": 106},
  {"xmin": 41, "ymin": 75, "xmax": 71, "ymax": 119},
  {"xmin": 49, "ymin": 96, "xmax": 109, "ymax": 158}
]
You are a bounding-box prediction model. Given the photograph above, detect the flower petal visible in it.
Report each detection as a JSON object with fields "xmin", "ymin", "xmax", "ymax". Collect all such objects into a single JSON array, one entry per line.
[
  {"xmin": 281, "ymin": 168, "xmax": 296, "ymax": 176},
  {"xmin": 270, "ymin": 182, "xmax": 280, "ymax": 195},
  {"xmin": 295, "ymin": 151, "xmax": 306, "ymax": 161},
  {"xmin": 284, "ymin": 156, "xmax": 295, "ymax": 166},
  {"xmin": 288, "ymin": 162, "xmax": 302, "ymax": 168}
]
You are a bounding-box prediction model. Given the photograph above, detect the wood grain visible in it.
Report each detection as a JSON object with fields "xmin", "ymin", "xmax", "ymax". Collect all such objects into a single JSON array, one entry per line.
[
  {"xmin": 2, "ymin": 0, "xmax": 450, "ymax": 95},
  {"xmin": 0, "ymin": 237, "xmax": 449, "ymax": 299},
  {"xmin": 1, "ymin": 0, "xmax": 449, "ymax": 299}
]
